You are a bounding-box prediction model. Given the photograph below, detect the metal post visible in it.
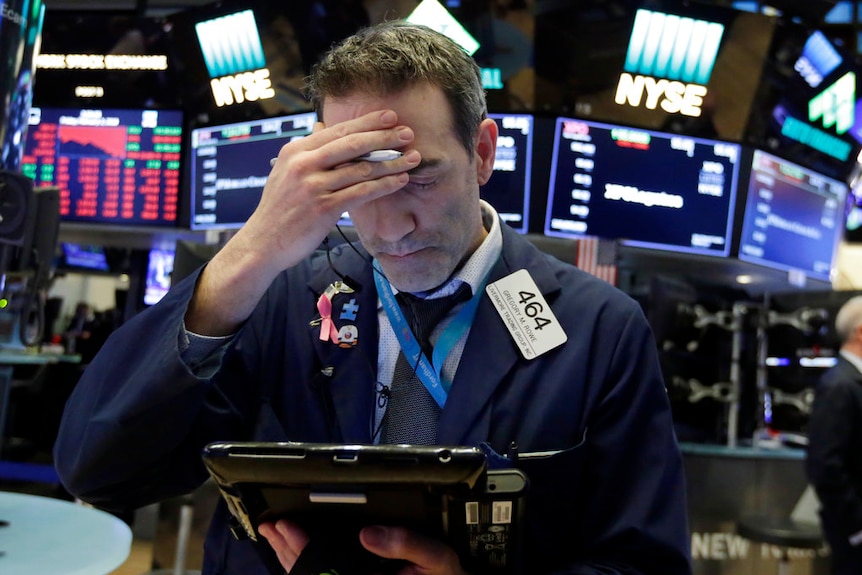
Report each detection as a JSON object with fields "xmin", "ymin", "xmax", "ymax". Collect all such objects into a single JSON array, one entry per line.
[
  {"xmin": 726, "ymin": 303, "xmax": 746, "ymax": 447},
  {"xmin": 173, "ymin": 498, "xmax": 194, "ymax": 575}
]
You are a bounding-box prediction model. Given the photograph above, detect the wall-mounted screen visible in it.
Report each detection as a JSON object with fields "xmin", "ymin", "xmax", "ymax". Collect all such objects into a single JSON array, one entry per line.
[
  {"xmin": 737, "ymin": 149, "xmax": 848, "ymax": 282},
  {"xmin": 543, "ymin": 116, "xmax": 741, "ymax": 257},
  {"xmin": 21, "ymin": 106, "xmax": 183, "ymax": 227},
  {"xmin": 144, "ymin": 247, "xmax": 175, "ymax": 306},
  {"xmin": 189, "ymin": 111, "xmax": 316, "ymax": 230},
  {"xmin": 59, "ymin": 242, "xmax": 110, "ymax": 272},
  {"xmin": 483, "ymin": 113, "xmax": 533, "ymax": 234}
]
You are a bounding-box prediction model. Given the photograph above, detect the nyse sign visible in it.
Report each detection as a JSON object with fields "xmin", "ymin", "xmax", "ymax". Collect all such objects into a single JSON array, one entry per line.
[
  {"xmin": 210, "ymin": 68, "xmax": 275, "ymax": 108},
  {"xmin": 616, "ymin": 9, "xmax": 722, "ymax": 119},
  {"xmin": 614, "ymin": 72, "xmax": 708, "ymax": 117}
]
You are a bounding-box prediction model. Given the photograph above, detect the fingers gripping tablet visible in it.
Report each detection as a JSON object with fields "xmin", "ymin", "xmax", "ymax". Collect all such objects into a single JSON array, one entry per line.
[{"xmin": 201, "ymin": 441, "xmax": 528, "ymax": 574}]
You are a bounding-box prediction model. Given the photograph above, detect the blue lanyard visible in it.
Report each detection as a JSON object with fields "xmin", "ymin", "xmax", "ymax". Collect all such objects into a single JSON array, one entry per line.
[{"xmin": 373, "ymin": 264, "xmax": 488, "ymax": 408}]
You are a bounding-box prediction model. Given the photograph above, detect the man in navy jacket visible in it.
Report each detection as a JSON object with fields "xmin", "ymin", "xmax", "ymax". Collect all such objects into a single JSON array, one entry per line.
[
  {"xmin": 55, "ymin": 21, "xmax": 691, "ymax": 575},
  {"xmin": 807, "ymin": 295, "xmax": 862, "ymax": 575}
]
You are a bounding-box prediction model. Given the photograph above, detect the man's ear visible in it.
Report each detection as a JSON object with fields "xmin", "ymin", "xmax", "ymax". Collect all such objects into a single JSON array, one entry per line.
[{"xmin": 475, "ymin": 118, "xmax": 498, "ymax": 186}]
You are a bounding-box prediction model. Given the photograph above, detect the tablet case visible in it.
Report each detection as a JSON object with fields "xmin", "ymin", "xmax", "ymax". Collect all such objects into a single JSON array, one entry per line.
[{"xmin": 201, "ymin": 441, "xmax": 527, "ymax": 574}]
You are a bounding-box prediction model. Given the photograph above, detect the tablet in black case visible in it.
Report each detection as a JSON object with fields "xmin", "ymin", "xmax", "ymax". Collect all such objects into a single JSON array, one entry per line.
[{"xmin": 201, "ymin": 441, "xmax": 527, "ymax": 574}]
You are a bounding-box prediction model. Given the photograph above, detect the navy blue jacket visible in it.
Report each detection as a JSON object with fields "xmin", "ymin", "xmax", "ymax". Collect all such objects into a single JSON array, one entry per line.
[{"xmin": 54, "ymin": 223, "xmax": 691, "ymax": 574}]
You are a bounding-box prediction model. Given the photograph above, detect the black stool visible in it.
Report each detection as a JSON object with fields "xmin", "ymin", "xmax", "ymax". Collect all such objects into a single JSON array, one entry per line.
[{"xmin": 736, "ymin": 515, "xmax": 824, "ymax": 575}]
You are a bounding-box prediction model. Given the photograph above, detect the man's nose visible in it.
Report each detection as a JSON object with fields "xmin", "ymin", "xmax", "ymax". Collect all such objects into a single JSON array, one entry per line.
[{"xmin": 372, "ymin": 194, "xmax": 416, "ymax": 243}]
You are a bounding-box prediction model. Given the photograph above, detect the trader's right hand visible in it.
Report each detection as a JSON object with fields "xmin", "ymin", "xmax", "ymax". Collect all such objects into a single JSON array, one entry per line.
[
  {"xmin": 185, "ymin": 109, "xmax": 419, "ymax": 335},
  {"xmin": 245, "ymin": 109, "xmax": 419, "ymax": 275}
]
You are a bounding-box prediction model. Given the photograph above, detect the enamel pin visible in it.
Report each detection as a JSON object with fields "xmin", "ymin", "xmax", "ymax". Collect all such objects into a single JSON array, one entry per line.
[{"xmin": 315, "ymin": 281, "xmax": 357, "ymax": 344}]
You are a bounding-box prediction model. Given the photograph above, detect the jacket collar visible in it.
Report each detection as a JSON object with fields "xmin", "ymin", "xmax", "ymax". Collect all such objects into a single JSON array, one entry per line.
[{"xmin": 438, "ymin": 224, "xmax": 564, "ymax": 444}]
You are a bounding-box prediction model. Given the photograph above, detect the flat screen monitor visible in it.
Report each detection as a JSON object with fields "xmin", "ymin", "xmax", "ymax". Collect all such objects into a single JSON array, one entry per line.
[
  {"xmin": 60, "ymin": 242, "xmax": 110, "ymax": 272},
  {"xmin": 484, "ymin": 113, "xmax": 533, "ymax": 233},
  {"xmin": 736, "ymin": 149, "xmax": 848, "ymax": 283},
  {"xmin": 21, "ymin": 106, "xmax": 183, "ymax": 227},
  {"xmin": 543, "ymin": 116, "xmax": 742, "ymax": 257},
  {"xmin": 144, "ymin": 247, "xmax": 175, "ymax": 306},
  {"xmin": 189, "ymin": 111, "xmax": 316, "ymax": 230}
]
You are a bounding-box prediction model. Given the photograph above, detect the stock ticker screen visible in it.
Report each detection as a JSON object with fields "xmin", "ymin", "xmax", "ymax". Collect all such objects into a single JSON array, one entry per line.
[
  {"xmin": 22, "ymin": 107, "xmax": 184, "ymax": 226},
  {"xmin": 543, "ymin": 116, "xmax": 741, "ymax": 257},
  {"xmin": 737, "ymin": 149, "xmax": 847, "ymax": 283},
  {"xmin": 189, "ymin": 111, "xmax": 316, "ymax": 230},
  {"xmin": 484, "ymin": 113, "xmax": 533, "ymax": 233}
]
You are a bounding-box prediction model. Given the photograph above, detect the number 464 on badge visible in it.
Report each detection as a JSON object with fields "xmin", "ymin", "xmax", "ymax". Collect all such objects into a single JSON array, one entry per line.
[{"xmin": 485, "ymin": 269, "xmax": 567, "ymax": 360}]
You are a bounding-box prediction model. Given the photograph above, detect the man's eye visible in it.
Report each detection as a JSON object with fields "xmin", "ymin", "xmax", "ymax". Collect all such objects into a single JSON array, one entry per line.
[{"xmin": 406, "ymin": 179, "xmax": 436, "ymax": 191}]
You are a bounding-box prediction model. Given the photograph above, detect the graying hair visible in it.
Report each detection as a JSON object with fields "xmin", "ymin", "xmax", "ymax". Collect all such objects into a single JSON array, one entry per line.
[
  {"xmin": 835, "ymin": 295, "xmax": 862, "ymax": 343},
  {"xmin": 304, "ymin": 20, "xmax": 487, "ymax": 156}
]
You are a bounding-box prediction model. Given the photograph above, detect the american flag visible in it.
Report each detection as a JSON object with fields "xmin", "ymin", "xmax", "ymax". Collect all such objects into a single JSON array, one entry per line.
[{"xmin": 577, "ymin": 236, "xmax": 618, "ymax": 286}]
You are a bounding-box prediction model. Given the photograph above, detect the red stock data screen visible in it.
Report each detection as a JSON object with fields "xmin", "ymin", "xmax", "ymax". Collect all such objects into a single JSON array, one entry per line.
[{"xmin": 22, "ymin": 107, "xmax": 184, "ymax": 226}]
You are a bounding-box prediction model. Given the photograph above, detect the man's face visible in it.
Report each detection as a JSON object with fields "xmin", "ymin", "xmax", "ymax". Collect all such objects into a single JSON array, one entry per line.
[{"xmin": 322, "ymin": 83, "xmax": 495, "ymax": 293}]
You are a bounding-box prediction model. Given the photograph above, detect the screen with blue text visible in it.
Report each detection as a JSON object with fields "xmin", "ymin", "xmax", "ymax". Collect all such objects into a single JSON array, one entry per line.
[
  {"xmin": 543, "ymin": 116, "xmax": 742, "ymax": 257},
  {"xmin": 189, "ymin": 111, "xmax": 316, "ymax": 230},
  {"xmin": 483, "ymin": 113, "xmax": 534, "ymax": 233},
  {"xmin": 737, "ymin": 149, "xmax": 847, "ymax": 282}
]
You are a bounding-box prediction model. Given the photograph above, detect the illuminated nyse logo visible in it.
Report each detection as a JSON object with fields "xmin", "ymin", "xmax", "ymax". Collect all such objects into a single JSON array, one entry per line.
[
  {"xmin": 615, "ymin": 9, "xmax": 724, "ymax": 117},
  {"xmin": 195, "ymin": 10, "xmax": 275, "ymax": 108}
]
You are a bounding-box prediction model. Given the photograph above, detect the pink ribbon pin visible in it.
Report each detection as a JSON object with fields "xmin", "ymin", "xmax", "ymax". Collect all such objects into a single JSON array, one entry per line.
[{"xmin": 317, "ymin": 293, "xmax": 340, "ymax": 343}]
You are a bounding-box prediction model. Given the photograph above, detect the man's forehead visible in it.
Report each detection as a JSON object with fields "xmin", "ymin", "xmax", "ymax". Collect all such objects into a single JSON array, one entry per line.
[{"xmin": 323, "ymin": 84, "xmax": 449, "ymax": 117}]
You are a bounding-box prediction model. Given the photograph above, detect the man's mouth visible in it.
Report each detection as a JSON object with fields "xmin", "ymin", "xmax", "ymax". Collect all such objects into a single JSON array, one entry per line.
[{"xmin": 381, "ymin": 246, "xmax": 427, "ymax": 259}]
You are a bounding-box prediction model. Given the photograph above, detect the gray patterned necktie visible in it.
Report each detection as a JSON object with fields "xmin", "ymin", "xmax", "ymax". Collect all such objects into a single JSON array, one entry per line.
[{"xmin": 380, "ymin": 284, "xmax": 471, "ymax": 444}]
